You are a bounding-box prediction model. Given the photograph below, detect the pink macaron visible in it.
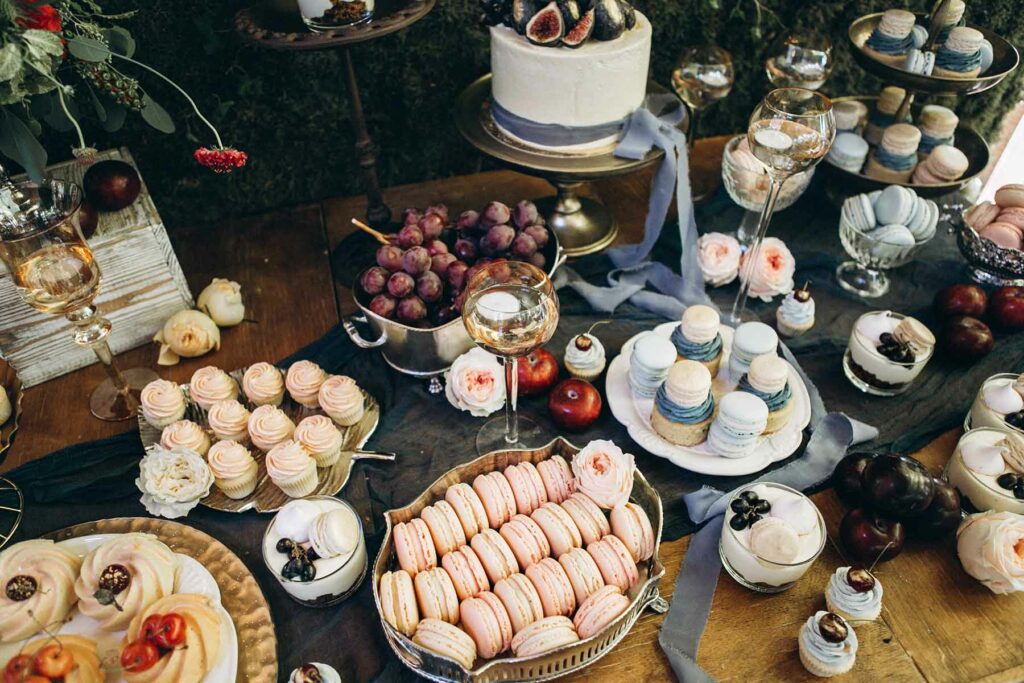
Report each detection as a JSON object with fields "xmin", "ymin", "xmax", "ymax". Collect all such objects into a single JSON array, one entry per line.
[
  {"xmin": 510, "ymin": 616, "xmax": 580, "ymax": 658},
  {"xmin": 536, "ymin": 455, "xmax": 576, "ymax": 504},
  {"xmin": 470, "ymin": 528, "xmax": 519, "ymax": 584},
  {"xmin": 441, "ymin": 545, "xmax": 489, "ymax": 601},
  {"xmin": 499, "ymin": 514, "xmax": 551, "ymax": 570},
  {"xmin": 393, "ymin": 518, "xmax": 437, "ymax": 577},
  {"xmin": 493, "ymin": 573, "xmax": 545, "ymax": 634},
  {"xmin": 459, "ymin": 591, "xmax": 513, "ymax": 659},
  {"xmin": 413, "ymin": 618, "xmax": 478, "ymax": 671},
  {"xmin": 473, "ymin": 472, "xmax": 517, "ymax": 529},
  {"xmin": 573, "ymin": 585, "xmax": 630, "ymax": 639},
  {"xmin": 421, "ymin": 500, "xmax": 467, "ymax": 558},
  {"xmin": 531, "ymin": 502, "xmax": 583, "ymax": 558},
  {"xmin": 525, "ymin": 557, "xmax": 576, "ymax": 618},
  {"xmin": 587, "ymin": 534, "xmax": 640, "ymax": 591},
  {"xmin": 980, "ymin": 222, "xmax": 1024, "ymax": 250},
  {"xmin": 610, "ymin": 502, "xmax": 656, "ymax": 562},
  {"xmin": 445, "ymin": 482, "xmax": 490, "ymax": 540},
  {"xmin": 996, "ymin": 206, "xmax": 1024, "ymax": 230},
  {"xmin": 965, "ymin": 201, "xmax": 1000, "ymax": 231},
  {"xmin": 560, "ymin": 492, "xmax": 611, "ymax": 545},
  {"xmin": 911, "ymin": 162, "xmax": 945, "ymax": 185},
  {"xmin": 558, "ymin": 547, "xmax": 605, "ymax": 605},
  {"xmin": 413, "ymin": 566, "xmax": 459, "ymax": 624},
  {"xmin": 379, "ymin": 569, "xmax": 420, "ymax": 637},
  {"xmin": 503, "ymin": 461, "xmax": 549, "ymax": 515},
  {"xmin": 995, "ymin": 183, "xmax": 1024, "ymax": 208}
]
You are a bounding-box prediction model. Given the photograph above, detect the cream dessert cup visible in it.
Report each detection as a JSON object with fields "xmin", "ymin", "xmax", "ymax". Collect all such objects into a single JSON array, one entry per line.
[
  {"xmin": 968, "ymin": 373, "xmax": 1024, "ymax": 437},
  {"xmin": 719, "ymin": 483, "xmax": 826, "ymax": 593},
  {"xmin": 843, "ymin": 311, "xmax": 933, "ymax": 397},
  {"xmin": 945, "ymin": 428, "xmax": 1024, "ymax": 515},
  {"xmin": 262, "ymin": 496, "xmax": 368, "ymax": 607}
]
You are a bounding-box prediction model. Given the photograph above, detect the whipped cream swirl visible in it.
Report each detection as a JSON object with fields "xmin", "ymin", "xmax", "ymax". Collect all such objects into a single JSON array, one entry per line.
[
  {"xmin": 266, "ymin": 440, "xmax": 313, "ymax": 480},
  {"xmin": 800, "ymin": 611, "xmax": 858, "ymax": 669},
  {"xmin": 780, "ymin": 292, "xmax": 815, "ymax": 325},
  {"xmin": 827, "ymin": 567, "xmax": 883, "ymax": 619},
  {"xmin": 207, "ymin": 441, "xmax": 256, "ymax": 480},
  {"xmin": 248, "ymin": 405, "xmax": 296, "ymax": 451},
  {"xmin": 565, "ymin": 335, "xmax": 605, "ymax": 373},
  {"xmin": 294, "ymin": 415, "xmax": 343, "ymax": 455},
  {"xmin": 207, "ymin": 400, "xmax": 251, "ymax": 442},
  {"xmin": 140, "ymin": 379, "xmax": 185, "ymax": 427}
]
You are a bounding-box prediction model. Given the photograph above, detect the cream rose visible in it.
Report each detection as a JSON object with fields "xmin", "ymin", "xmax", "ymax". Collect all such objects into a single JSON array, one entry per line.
[
  {"xmin": 698, "ymin": 232, "xmax": 741, "ymax": 287},
  {"xmin": 571, "ymin": 439, "xmax": 635, "ymax": 510},
  {"xmin": 445, "ymin": 348, "xmax": 505, "ymax": 417},
  {"xmin": 136, "ymin": 445, "xmax": 214, "ymax": 519},
  {"xmin": 957, "ymin": 511, "xmax": 1024, "ymax": 594},
  {"xmin": 197, "ymin": 278, "xmax": 245, "ymax": 327},
  {"xmin": 154, "ymin": 309, "xmax": 221, "ymax": 366},
  {"xmin": 739, "ymin": 236, "xmax": 795, "ymax": 302}
]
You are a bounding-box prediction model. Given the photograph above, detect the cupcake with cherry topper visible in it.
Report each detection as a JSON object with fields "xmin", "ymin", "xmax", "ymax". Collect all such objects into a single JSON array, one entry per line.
[
  {"xmin": 564, "ymin": 322, "xmax": 608, "ymax": 382},
  {"xmin": 777, "ymin": 282, "xmax": 815, "ymax": 338}
]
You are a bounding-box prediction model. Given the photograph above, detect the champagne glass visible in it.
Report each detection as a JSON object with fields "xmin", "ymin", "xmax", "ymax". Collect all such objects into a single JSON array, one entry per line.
[
  {"xmin": 462, "ymin": 261, "xmax": 559, "ymax": 454},
  {"xmin": 0, "ymin": 179, "xmax": 158, "ymax": 420},
  {"xmin": 765, "ymin": 31, "xmax": 833, "ymax": 91},
  {"xmin": 729, "ymin": 88, "xmax": 835, "ymax": 324}
]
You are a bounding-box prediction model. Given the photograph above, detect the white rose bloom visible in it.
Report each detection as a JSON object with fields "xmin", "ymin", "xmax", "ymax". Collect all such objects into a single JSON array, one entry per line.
[
  {"xmin": 136, "ymin": 445, "xmax": 214, "ymax": 519},
  {"xmin": 445, "ymin": 347, "xmax": 505, "ymax": 417}
]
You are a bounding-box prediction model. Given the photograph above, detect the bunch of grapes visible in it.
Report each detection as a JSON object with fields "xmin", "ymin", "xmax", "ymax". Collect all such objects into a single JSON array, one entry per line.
[{"xmin": 358, "ymin": 200, "xmax": 551, "ymax": 327}]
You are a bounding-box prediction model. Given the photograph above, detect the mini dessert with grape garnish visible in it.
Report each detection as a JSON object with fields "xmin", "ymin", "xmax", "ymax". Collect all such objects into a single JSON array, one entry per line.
[
  {"xmin": 120, "ymin": 593, "xmax": 221, "ymax": 683},
  {"xmin": 650, "ymin": 360, "xmax": 715, "ymax": 447},
  {"xmin": 0, "ymin": 539, "xmax": 82, "ymax": 642},
  {"xmin": 945, "ymin": 428, "xmax": 1024, "ymax": 514},
  {"xmin": 628, "ymin": 333, "xmax": 676, "ymax": 399},
  {"xmin": 720, "ymin": 483, "xmax": 825, "ymax": 592},
  {"xmin": 670, "ymin": 305, "xmax": 723, "ymax": 377},
  {"xmin": 564, "ymin": 331, "xmax": 607, "ymax": 382},
  {"xmin": 289, "ymin": 662, "xmax": 342, "ymax": 683},
  {"xmin": 825, "ymin": 566, "xmax": 883, "ymax": 622},
  {"xmin": 737, "ymin": 354, "xmax": 793, "ymax": 434},
  {"xmin": 798, "ymin": 611, "xmax": 858, "ymax": 678},
  {"xmin": 776, "ymin": 283, "xmax": 815, "ymax": 338},
  {"xmin": 140, "ymin": 379, "xmax": 186, "ymax": 429},
  {"xmin": 968, "ymin": 373, "xmax": 1024, "ymax": 436},
  {"xmin": 6, "ymin": 635, "xmax": 104, "ymax": 683},
  {"xmin": 844, "ymin": 311, "xmax": 935, "ymax": 396},
  {"xmin": 262, "ymin": 497, "xmax": 368, "ymax": 606}
]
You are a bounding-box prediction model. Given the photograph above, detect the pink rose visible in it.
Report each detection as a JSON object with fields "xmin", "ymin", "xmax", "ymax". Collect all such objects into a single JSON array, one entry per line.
[
  {"xmin": 571, "ymin": 439, "xmax": 635, "ymax": 509},
  {"xmin": 445, "ymin": 347, "xmax": 505, "ymax": 417},
  {"xmin": 698, "ymin": 232, "xmax": 742, "ymax": 287},
  {"xmin": 957, "ymin": 511, "xmax": 1024, "ymax": 594},
  {"xmin": 739, "ymin": 237, "xmax": 795, "ymax": 302}
]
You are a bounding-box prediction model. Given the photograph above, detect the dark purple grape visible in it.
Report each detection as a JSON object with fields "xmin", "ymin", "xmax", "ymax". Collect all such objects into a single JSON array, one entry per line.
[
  {"xmin": 387, "ymin": 271, "xmax": 415, "ymax": 298},
  {"xmin": 425, "ymin": 239, "xmax": 448, "ymax": 257},
  {"xmin": 397, "ymin": 224, "xmax": 423, "ymax": 249},
  {"xmin": 419, "ymin": 213, "xmax": 445, "ymax": 240},
  {"xmin": 511, "ymin": 232, "xmax": 538, "ymax": 258},
  {"xmin": 513, "ymin": 200, "xmax": 539, "ymax": 229},
  {"xmin": 453, "ymin": 290, "xmax": 467, "ymax": 313},
  {"xmin": 523, "ymin": 224, "xmax": 549, "ymax": 248},
  {"xmin": 425, "ymin": 203, "xmax": 449, "ymax": 223},
  {"xmin": 447, "ymin": 261, "xmax": 469, "ymax": 290},
  {"xmin": 402, "ymin": 208, "xmax": 421, "ymax": 226},
  {"xmin": 456, "ymin": 210, "xmax": 480, "ymax": 232},
  {"xmin": 434, "ymin": 305, "xmax": 459, "ymax": 325},
  {"xmin": 396, "ymin": 295, "xmax": 427, "ymax": 322},
  {"xmin": 369, "ymin": 294, "xmax": 397, "ymax": 318},
  {"xmin": 376, "ymin": 245, "xmax": 405, "ymax": 272},
  {"xmin": 416, "ymin": 271, "xmax": 443, "ymax": 302},
  {"xmin": 481, "ymin": 225, "xmax": 515, "ymax": 255},
  {"xmin": 402, "ymin": 246, "xmax": 431, "ymax": 275},
  {"xmin": 359, "ymin": 266, "xmax": 389, "ymax": 295},
  {"xmin": 431, "ymin": 253, "xmax": 457, "ymax": 277},
  {"xmin": 454, "ymin": 238, "xmax": 479, "ymax": 262},
  {"xmin": 481, "ymin": 201, "xmax": 511, "ymax": 227},
  {"xmin": 529, "ymin": 252, "xmax": 546, "ymax": 269}
]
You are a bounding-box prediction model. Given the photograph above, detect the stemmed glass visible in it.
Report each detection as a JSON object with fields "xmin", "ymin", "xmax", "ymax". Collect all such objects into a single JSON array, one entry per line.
[
  {"xmin": 0, "ymin": 179, "xmax": 157, "ymax": 420},
  {"xmin": 729, "ymin": 88, "xmax": 835, "ymax": 324},
  {"xmin": 764, "ymin": 31, "xmax": 833, "ymax": 91},
  {"xmin": 462, "ymin": 261, "xmax": 559, "ymax": 454}
]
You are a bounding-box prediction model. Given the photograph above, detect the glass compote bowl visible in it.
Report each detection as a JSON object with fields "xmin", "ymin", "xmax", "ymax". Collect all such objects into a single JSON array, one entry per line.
[
  {"xmin": 765, "ymin": 30, "xmax": 834, "ymax": 90},
  {"xmin": 837, "ymin": 212, "xmax": 931, "ymax": 298}
]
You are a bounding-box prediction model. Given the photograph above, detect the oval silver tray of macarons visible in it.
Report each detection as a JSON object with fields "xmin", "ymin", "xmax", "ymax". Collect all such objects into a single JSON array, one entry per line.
[
  {"xmin": 138, "ymin": 363, "xmax": 389, "ymax": 514},
  {"xmin": 372, "ymin": 436, "xmax": 666, "ymax": 682},
  {"xmin": 605, "ymin": 311, "xmax": 812, "ymax": 476}
]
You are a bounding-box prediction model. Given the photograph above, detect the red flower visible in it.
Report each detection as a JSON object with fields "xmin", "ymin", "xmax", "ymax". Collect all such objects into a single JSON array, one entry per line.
[
  {"xmin": 18, "ymin": 4, "xmax": 62, "ymax": 32},
  {"xmin": 194, "ymin": 147, "xmax": 248, "ymax": 173}
]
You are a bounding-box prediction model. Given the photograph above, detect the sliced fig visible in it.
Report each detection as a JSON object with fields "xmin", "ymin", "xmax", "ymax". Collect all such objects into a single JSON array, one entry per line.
[
  {"xmin": 562, "ymin": 8, "xmax": 594, "ymax": 47},
  {"xmin": 558, "ymin": 0, "xmax": 581, "ymax": 24},
  {"xmin": 511, "ymin": 0, "xmax": 540, "ymax": 34},
  {"xmin": 592, "ymin": 0, "xmax": 625, "ymax": 40},
  {"xmin": 525, "ymin": 1, "xmax": 564, "ymax": 46},
  {"xmin": 619, "ymin": 0, "xmax": 636, "ymax": 29}
]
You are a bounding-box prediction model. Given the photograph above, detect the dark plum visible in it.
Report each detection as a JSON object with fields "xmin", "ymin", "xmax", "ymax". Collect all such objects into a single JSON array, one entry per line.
[
  {"xmin": 419, "ymin": 213, "xmax": 445, "ymax": 240},
  {"xmin": 447, "ymin": 261, "xmax": 470, "ymax": 290},
  {"xmin": 359, "ymin": 266, "xmax": 389, "ymax": 295},
  {"xmin": 903, "ymin": 477, "xmax": 961, "ymax": 540},
  {"xmin": 832, "ymin": 452, "xmax": 876, "ymax": 507},
  {"xmin": 425, "ymin": 239, "xmax": 449, "ymax": 257},
  {"xmin": 454, "ymin": 238, "xmax": 479, "ymax": 262},
  {"xmin": 376, "ymin": 245, "xmax": 405, "ymax": 272},
  {"xmin": 402, "ymin": 208, "xmax": 421, "ymax": 226},
  {"xmin": 396, "ymin": 295, "xmax": 427, "ymax": 322},
  {"xmin": 511, "ymin": 232, "xmax": 538, "ymax": 258},
  {"xmin": 425, "ymin": 203, "xmax": 449, "ymax": 223},
  {"xmin": 387, "ymin": 271, "xmax": 415, "ymax": 298},
  {"xmin": 861, "ymin": 454, "xmax": 936, "ymax": 518},
  {"xmin": 431, "ymin": 253, "xmax": 457, "ymax": 277},
  {"xmin": 398, "ymin": 224, "xmax": 424, "ymax": 249},
  {"xmin": 402, "ymin": 246, "xmax": 431, "ymax": 276},
  {"xmin": 416, "ymin": 271, "xmax": 444, "ymax": 302},
  {"xmin": 513, "ymin": 200, "xmax": 539, "ymax": 228},
  {"xmin": 481, "ymin": 201, "xmax": 511, "ymax": 228},
  {"xmin": 456, "ymin": 210, "xmax": 481, "ymax": 233},
  {"xmin": 481, "ymin": 224, "xmax": 516, "ymax": 255},
  {"xmin": 523, "ymin": 224, "xmax": 550, "ymax": 248},
  {"xmin": 369, "ymin": 294, "xmax": 397, "ymax": 319}
]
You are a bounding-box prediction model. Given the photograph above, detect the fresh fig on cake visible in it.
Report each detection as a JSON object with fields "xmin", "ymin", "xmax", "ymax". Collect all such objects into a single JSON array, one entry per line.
[
  {"xmin": 557, "ymin": 0, "xmax": 581, "ymax": 24},
  {"xmin": 562, "ymin": 8, "xmax": 594, "ymax": 47},
  {"xmin": 525, "ymin": 1, "xmax": 564, "ymax": 46},
  {"xmin": 511, "ymin": 0, "xmax": 539, "ymax": 34},
  {"xmin": 592, "ymin": 0, "xmax": 625, "ymax": 40},
  {"xmin": 618, "ymin": 0, "xmax": 636, "ymax": 29}
]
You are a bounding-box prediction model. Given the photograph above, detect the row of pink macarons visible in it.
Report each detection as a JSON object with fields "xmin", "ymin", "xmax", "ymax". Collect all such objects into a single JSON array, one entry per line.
[{"xmin": 964, "ymin": 184, "xmax": 1024, "ymax": 252}]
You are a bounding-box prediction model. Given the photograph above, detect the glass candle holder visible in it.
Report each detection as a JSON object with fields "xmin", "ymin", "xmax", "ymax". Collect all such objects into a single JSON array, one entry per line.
[
  {"xmin": 843, "ymin": 311, "xmax": 934, "ymax": 397},
  {"xmin": 765, "ymin": 30, "xmax": 834, "ymax": 90},
  {"xmin": 299, "ymin": 0, "xmax": 374, "ymax": 30},
  {"xmin": 945, "ymin": 427, "xmax": 1024, "ymax": 515}
]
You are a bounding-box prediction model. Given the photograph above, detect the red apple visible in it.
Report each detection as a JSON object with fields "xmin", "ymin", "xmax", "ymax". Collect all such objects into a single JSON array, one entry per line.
[
  {"xmin": 934, "ymin": 283, "xmax": 987, "ymax": 319},
  {"xmin": 548, "ymin": 379, "xmax": 601, "ymax": 431},
  {"xmin": 942, "ymin": 315, "xmax": 994, "ymax": 361},
  {"xmin": 517, "ymin": 348, "xmax": 558, "ymax": 396},
  {"xmin": 990, "ymin": 286, "xmax": 1024, "ymax": 330},
  {"xmin": 83, "ymin": 160, "xmax": 141, "ymax": 211},
  {"xmin": 839, "ymin": 508, "xmax": 905, "ymax": 564},
  {"xmin": 77, "ymin": 200, "xmax": 99, "ymax": 239}
]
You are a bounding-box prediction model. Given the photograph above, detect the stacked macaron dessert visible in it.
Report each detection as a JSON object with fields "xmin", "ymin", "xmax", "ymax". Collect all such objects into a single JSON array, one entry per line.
[
  {"xmin": 833, "ymin": 100, "xmax": 869, "ymax": 136},
  {"xmin": 841, "ymin": 185, "xmax": 939, "ymax": 261},
  {"xmin": 650, "ymin": 360, "xmax": 716, "ymax": 447},
  {"xmin": 376, "ymin": 441, "xmax": 657, "ymax": 671},
  {"xmin": 862, "ymin": 9, "xmax": 916, "ymax": 67},
  {"xmin": 917, "ymin": 105, "xmax": 958, "ymax": 157},
  {"xmin": 863, "ymin": 86, "xmax": 908, "ymax": 147},
  {"xmin": 865, "ymin": 123, "xmax": 921, "ymax": 184},
  {"xmin": 670, "ymin": 305, "xmax": 724, "ymax": 377},
  {"xmin": 964, "ymin": 184, "xmax": 1024, "ymax": 252},
  {"xmin": 911, "ymin": 145, "xmax": 969, "ymax": 185},
  {"xmin": 736, "ymin": 355, "xmax": 794, "ymax": 435},
  {"xmin": 628, "ymin": 333, "xmax": 677, "ymax": 399}
]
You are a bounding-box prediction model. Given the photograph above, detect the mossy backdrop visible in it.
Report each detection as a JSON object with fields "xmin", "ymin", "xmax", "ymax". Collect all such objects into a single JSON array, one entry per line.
[{"xmin": 37, "ymin": 0, "xmax": 1024, "ymax": 225}]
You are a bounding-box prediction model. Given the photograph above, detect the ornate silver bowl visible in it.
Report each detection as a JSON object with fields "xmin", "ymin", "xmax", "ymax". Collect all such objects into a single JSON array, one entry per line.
[{"xmin": 956, "ymin": 210, "xmax": 1024, "ymax": 286}]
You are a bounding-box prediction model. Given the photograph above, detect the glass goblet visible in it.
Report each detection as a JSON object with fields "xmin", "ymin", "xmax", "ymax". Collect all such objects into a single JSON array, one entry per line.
[
  {"xmin": 765, "ymin": 30, "xmax": 833, "ymax": 91},
  {"xmin": 0, "ymin": 179, "xmax": 158, "ymax": 420},
  {"xmin": 729, "ymin": 88, "xmax": 835, "ymax": 324},
  {"xmin": 461, "ymin": 261, "xmax": 559, "ymax": 454}
]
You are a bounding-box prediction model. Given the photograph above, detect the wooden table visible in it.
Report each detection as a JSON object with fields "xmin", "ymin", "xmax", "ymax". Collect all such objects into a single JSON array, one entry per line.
[{"xmin": 3, "ymin": 136, "xmax": 1022, "ymax": 682}]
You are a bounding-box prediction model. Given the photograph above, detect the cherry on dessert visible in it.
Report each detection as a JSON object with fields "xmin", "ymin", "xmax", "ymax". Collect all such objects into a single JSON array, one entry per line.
[
  {"xmin": 142, "ymin": 614, "xmax": 164, "ymax": 642},
  {"xmin": 818, "ymin": 612, "xmax": 848, "ymax": 643},
  {"xmin": 297, "ymin": 663, "xmax": 325, "ymax": 683},
  {"xmin": 98, "ymin": 563, "xmax": 131, "ymax": 595},
  {"xmin": 4, "ymin": 654, "xmax": 31, "ymax": 679},
  {"xmin": 121, "ymin": 641, "xmax": 160, "ymax": 673},
  {"xmin": 5, "ymin": 575, "xmax": 37, "ymax": 602},
  {"xmin": 151, "ymin": 613, "xmax": 187, "ymax": 650},
  {"xmin": 730, "ymin": 498, "xmax": 750, "ymax": 514},
  {"xmin": 32, "ymin": 644, "xmax": 74, "ymax": 679},
  {"xmin": 997, "ymin": 473, "xmax": 1018, "ymax": 490},
  {"xmin": 574, "ymin": 334, "xmax": 593, "ymax": 351},
  {"xmin": 846, "ymin": 567, "xmax": 876, "ymax": 593}
]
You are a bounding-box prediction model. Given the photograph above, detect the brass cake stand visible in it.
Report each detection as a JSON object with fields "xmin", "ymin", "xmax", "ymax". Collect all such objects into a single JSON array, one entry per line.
[{"xmin": 455, "ymin": 75, "xmax": 687, "ymax": 257}]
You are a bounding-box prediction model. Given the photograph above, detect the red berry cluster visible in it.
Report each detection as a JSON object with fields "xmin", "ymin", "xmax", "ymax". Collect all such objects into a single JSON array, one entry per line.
[
  {"xmin": 4, "ymin": 644, "xmax": 74, "ymax": 682},
  {"xmin": 194, "ymin": 147, "xmax": 248, "ymax": 173},
  {"xmin": 120, "ymin": 612, "xmax": 186, "ymax": 673}
]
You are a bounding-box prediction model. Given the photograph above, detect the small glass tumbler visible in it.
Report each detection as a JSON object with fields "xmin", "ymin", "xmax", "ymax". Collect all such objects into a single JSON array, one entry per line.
[
  {"xmin": 843, "ymin": 311, "xmax": 933, "ymax": 397},
  {"xmin": 837, "ymin": 213, "xmax": 930, "ymax": 298},
  {"xmin": 299, "ymin": 0, "xmax": 373, "ymax": 30}
]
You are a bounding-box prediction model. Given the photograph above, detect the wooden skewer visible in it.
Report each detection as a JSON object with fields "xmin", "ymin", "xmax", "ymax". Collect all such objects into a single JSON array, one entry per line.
[{"xmin": 351, "ymin": 218, "xmax": 390, "ymax": 245}]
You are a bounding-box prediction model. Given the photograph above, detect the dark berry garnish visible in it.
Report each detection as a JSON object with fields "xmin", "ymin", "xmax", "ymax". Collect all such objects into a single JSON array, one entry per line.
[
  {"xmin": 98, "ymin": 563, "xmax": 131, "ymax": 595},
  {"xmin": 754, "ymin": 499, "xmax": 771, "ymax": 514},
  {"xmin": 1007, "ymin": 411, "xmax": 1024, "ymax": 430},
  {"xmin": 300, "ymin": 563, "xmax": 317, "ymax": 582},
  {"xmin": 846, "ymin": 567, "xmax": 876, "ymax": 593},
  {"xmin": 296, "ymin": 664, "xmax": 324, "ymax": 683},
  {"xmin": 997, "ymin": 473, "xmax": 1019, "ymax": 490},
  {"xmin": 729, "ymin": 514, "xmax": 749, "ymax": 531},
  {"xmin": 879, "ymin": 333, "xmax": 894, "ymax": 344},
  {"xmin": 92, "ymin": 588, "xmax": 124, "ymax": 611},
  {"xmin": 276, "ymin": 538, "xmax": 296, "ymax": 554},
  {"xmin": 5, "ymin": 575, "xmax": 37, "ymax": 601},
  {"xmin": 740, "ymin": 490, "xmax": 759, "ymax": 503},
  {"xmin": 746, "ymin": 513, "xmax": 763, "ymax": 526},
  {"xmin": 281, "ymin": 558, "xmax": 304, "ymax": 580},
  {"xmin": 574, "ymin": 334, "xmax": 593, "ymax": 352},
  {"xmin": 306, "ymin": 547, "xmax": 320, "ymax": 562},
  {"xmin": 818, "ymin": 612, "xmax": 849, "ymax": 643},
  {"xmin": 730, "ymin": 498, "xmax": 751, "ymax": 514},
  {"xmin": 1015, "ymin": 484, "xmax": 1024, "ymax": 500},
  {"xmin": 876, "ymin": 337, "xmax": 915, "ymax": 363}
]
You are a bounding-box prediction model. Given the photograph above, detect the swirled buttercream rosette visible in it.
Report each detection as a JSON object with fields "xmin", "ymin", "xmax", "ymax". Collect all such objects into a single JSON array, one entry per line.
[
  {"xmin": 286, "ymin": 360, "xmax": 328, "ymax": 408},
  {"xmin": 188, "ymin": 366, "xmax": 238, "ymax": 411},
  {"xmin": 0, "ymin": 539, "xmax": 82, "ymax": 642},
  {"xmin": 140, "ymin": 379, "xmax": 186, "ymax": 429},
  {"xmin": 243, "ymin": 362, "xmax": 286, "ymax": 407},
  {"xmin": 122, "ymin": 593, "xmax": 222, "ymax": 683}
]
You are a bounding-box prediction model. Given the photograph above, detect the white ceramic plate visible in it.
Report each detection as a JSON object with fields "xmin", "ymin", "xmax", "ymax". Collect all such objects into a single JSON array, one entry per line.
[
  {"xmin": 0, "ymin": 534, "xmax": 237, "ymax": 683},
  {"xmin": 607, "ymin": 322, "xmax": 812, "ymax": 476}
]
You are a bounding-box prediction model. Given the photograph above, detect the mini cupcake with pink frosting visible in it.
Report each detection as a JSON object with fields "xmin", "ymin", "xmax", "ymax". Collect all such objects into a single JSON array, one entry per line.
[
  {"xmin": 207, "ymin": 400, "xmax": 251, "ymax": 442},
  {"xmin": 319, "ymin": 375, "xmax": 365, "ymax": 427},
  {"xmin": 189, "ymin": 366, "xmax": 239, "ymax": 411},
  {"xmin": 294, "ymin": 415, "xmax": 344, "ymax": 467},
  {"xmin": 287, "ymin": 360, "xmax": 328, "ymax": 408},
  {"xmin": 160, "ymin": 419, "xmax": 211, "ymax": 456},
  {"xmin": 243, "ymin": 362, "xmax": 286, "ymax": 407},
  {"xmin": 248, "ymin": 404, "xmax": 296, "ymax": 451},
  {"xmin": 140, "ymin": 379, "xmax": 186, "ymax": 429},
  {"xmin": 266, "ymin": 440, "xmax": 318, "ymax": 497},
  {"xmin": 208, "ymin": 440, "xmax": 259, "ymax": 499}
]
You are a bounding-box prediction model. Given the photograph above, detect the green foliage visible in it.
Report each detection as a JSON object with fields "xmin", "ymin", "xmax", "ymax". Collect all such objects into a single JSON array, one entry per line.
[{"xmin": 30, "ymin": 0, "xmax": 1024, "ymax": 225}]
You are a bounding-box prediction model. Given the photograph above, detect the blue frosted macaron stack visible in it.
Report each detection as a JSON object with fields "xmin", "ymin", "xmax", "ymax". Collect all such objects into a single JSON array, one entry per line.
[
  {"xmin": 841, "ymin": 185, "xmax": 939, "ymax": 260},
  {"xmin": 728, "ymin": 322, "xmax": 778, "ymax": 382},
  {"xmin": 934, "ymin": 26, "xmax": 984, "ymax": 78},
  {"xmin": 628, "ymin": 333, "xmax": 677, "ymax": 399},
  {"xmin": 707, "ymin": 391, "xmax": 769, "ymax": 458},
  {"xmin": 863, "ymin": 9, "xmax": 916, "ymax": 66},
  {"xmin": 827, "ymin": 132, "xmax": 870, "ymax": 173},
  {"xmin": 865, "ymin": 123, "xmax": 921, "ymax": 184},
  {"xmin": 917, "ymin": 105, "xmax": 958, "ymax": 157},
  {"xmin": 833, "ymin": 101, "xmax": 868, "ymax": 136},
  {"xmin": 864, "ymin": 86, "xmax": 907, "ymax": 147}
]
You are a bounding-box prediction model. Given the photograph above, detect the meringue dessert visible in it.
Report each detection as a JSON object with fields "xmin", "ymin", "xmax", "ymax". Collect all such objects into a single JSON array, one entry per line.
[
  {"xmin": 776, "ymin": 283, "xmax": 815, "ymax": 338},
  {"xmin": 969, "ymin": 373, "xmax": 1024, "ymax": 436},
  {"xmin": 825, "ymin": 566, "xmax": 883, "ymax": 622},
  {"xmin": 844, "ymin": 311, "xmax": 935, "ymax": 396},
  {"xmin": 262, "ymin": 496, "xmax": 368, "ymax": 606},
  {"xmin": 122, "ymin": 592, "xmax": 223, "ymax": 683},
  {"xmin": 720, "ymin": 483, "xmax": 825, "ymax": 592},
  {"xmin": 564, "ymin": 332, "xmax": 607, "ymax": 381},
  {"xmin": 0, "ymin": 539, "xmax": 82, "ymax": 642},
  {"xmin": 945, "ymin": 428, "xmax": 1024, "ymax": 515},
  {"xmin": 9, "ymin": 634, "xmax": 103, "ymax": 682}
]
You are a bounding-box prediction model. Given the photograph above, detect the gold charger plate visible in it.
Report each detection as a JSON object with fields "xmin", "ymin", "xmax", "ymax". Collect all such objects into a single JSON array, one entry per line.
[
  {"xmin": 43, "ymin": 517, "xmax": 277, "ymax": 683},
  {"xmin": 138, "ymin": 366, "xmax": 384, "ymax": 513}
]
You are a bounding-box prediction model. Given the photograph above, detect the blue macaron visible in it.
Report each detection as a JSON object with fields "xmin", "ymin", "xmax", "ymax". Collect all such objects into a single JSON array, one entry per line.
[
  {"xmin": 842, "ymin": 193, "xmax": 876, "ymax": 232},
  {"xmin": 904, "ymin": 49, "xmax": 935, "ymax": 76},
  {"xmin": 906, "ymin": 198, "xmax": 938, "ymax": 241},
  {"xmin": 911, "ymin": 25, "xmax": 929, "ymax": 49},
  {"xmin": 874, "ymin": 185, "xmax": 917, "ymax": 226},
  {"xmin": 827, "ymin": 132, "xmax": 870, "ymax": 172},
  {"xmin": 980, "ymin": 39, "xmax": 994, "ymax": 74}
]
